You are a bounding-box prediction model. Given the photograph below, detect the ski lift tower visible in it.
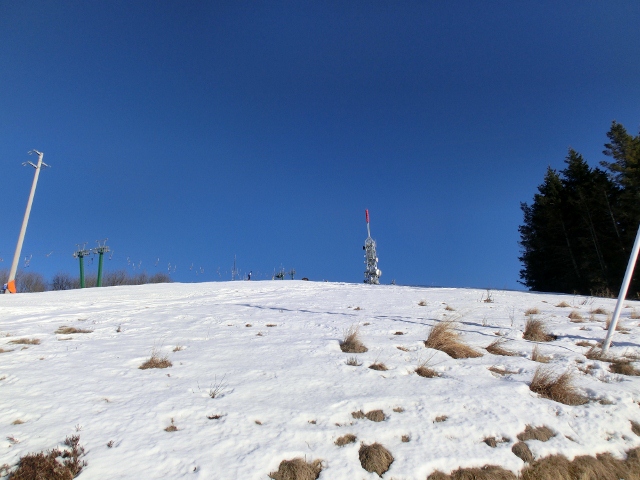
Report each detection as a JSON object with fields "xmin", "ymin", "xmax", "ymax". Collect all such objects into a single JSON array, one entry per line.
[{"xmin": 363, "ymin": 209, "xmax": 381, "ymax": 285}]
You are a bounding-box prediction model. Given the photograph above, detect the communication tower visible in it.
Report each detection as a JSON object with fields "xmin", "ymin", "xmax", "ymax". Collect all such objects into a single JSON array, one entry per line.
[{"xmin": 363, "ymin": 209, "xmax": 381, "ymax": 285}]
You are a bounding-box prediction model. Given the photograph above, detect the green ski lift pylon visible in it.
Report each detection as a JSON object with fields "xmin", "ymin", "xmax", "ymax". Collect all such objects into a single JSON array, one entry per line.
[
  {"xmin": 94, "ymin": 239, "xmax": 110, "ymax": 287},
  {"xmin": 73, "ymin": 243, "xmax": 92, "ymax": 288}
]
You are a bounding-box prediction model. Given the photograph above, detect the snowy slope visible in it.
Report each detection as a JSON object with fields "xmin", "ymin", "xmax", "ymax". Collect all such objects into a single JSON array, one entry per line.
[{"xmin": 1, "ymin": 281, "xmax": 640, "ymax": 479}]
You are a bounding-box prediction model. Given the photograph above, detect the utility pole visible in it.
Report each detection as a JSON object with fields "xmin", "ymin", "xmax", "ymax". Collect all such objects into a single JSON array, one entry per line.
[
  {"xmin": 94, "ymin": 239, "xmax": 110, "ymax": 287},
  {"xmin": 73, "ymin": 243, "xmax": 92, "ymax": 288},
  {"xmin": 7, "ymin": 150, "xmax": 49, "ymax": 293}
]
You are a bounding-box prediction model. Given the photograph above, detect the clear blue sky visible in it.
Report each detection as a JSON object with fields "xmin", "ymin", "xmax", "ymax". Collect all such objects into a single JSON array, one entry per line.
[{"xmin": 1, "ymin": 1, "xmax": 639, "ymax": 288}]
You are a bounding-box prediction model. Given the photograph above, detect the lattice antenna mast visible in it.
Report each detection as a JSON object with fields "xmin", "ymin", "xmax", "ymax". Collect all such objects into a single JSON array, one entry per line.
[
  {"xmin": 7, "ymin": 150, "xmax": 50, "ymax": 293},
  {"xmin": 363, "ymin": 209, "xmax": 381, "ymax": 285},
  {"xmin": 93, "ymin": 239, "xmax": 110, "ymax": 287},
  {"xmin": 73, "ymin": 243, "xmax": 92, "ymax": 288}
]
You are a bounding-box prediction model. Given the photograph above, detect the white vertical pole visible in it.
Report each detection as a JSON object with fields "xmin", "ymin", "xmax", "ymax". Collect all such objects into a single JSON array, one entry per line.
[
  {"xmin": 602, "ymin": 224, "xmax": 640, "ymax": 353},
  {"xmin": 7, "ymin": 150, "xmax": 45, "ymax": 294}
]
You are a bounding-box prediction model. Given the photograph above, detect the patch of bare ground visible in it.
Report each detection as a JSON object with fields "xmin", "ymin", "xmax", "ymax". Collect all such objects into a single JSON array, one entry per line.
[
  {"xmin": 523, "ymin": 318, "xmax": 556, "ymax": 342},
  {"xmin": 568, "ymin": 311, "xmax": 584, "ymax": 322},
  {"xmin": 517, "ymin": 425, "xmax": 555, "ymax": 442},
  {"xmin": 556, "ymin": 301, "xmax": 571, "ymax": 308},
  {"xmin": 486, "ymin": 339, "xmax": 517, "ymax": 356},
  {"xmin": 268, "ymin": 458, "xmax": 323, "ymax": 480},
  {"xmin": 9, "ymin": 338, "xmax": 40, "ymax": 345},
  {"xmin": 55, "ymin": 326, "xmax": 92, "ymax": 334},
  {"xmin": 512, "ymin": 441, "xmax": 534, "ymax": 463},
  {"xmin": 369, "ymin": 362, "xmax": 388, "ymax": 371},
  {"xmin": 531, "ymin": 345, "xmax": 550, "ymax": 363},
  {"xmin": 488, "ymin": 366, "xmax": 518, "ymax": 376},
  {"xmin": 529, "ymin": 367, "xmax": 588, "ymax": 405},
  {"xmin": 335, "ymin": 434, "xmax": 357, "ymax": 446},
  {"xmin": 428, "ymin": 465, "xmax": 517, "ymax": 479},
  {"xmin": 483, "ymin": 436, "xmax": 510, "ymax": 448},
  {"xmin": 340, "ymin": 325, "xmax": 367, "ymax": 353},
  {"xmin": 11, "ymin": 435, "xmax": 86, "ymax": 480},
  {"xmin": 139, "ymin": 348, "xmax": 172, "ymax": 370},
  {"xmin": 424, "ymin": 320, "xmax": 482, "ymax": 359},
  {"xmin": 359, "ymin": 443, "xmax": 393, "ymax": 476}
]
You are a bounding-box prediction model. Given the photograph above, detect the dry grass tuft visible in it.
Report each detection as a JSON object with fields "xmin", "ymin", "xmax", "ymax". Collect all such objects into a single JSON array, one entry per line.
[
  {"xmin": 631, "ymin": 309, "xmax": 640, "ymax": 319},
  {"xmin": 512, "ymin": 441, "xmax": 534, "ymax": 463},
  {"xmin": 11, "ymin": 435, "xmax": 86, "ymax": 480},
  {"xmin": 9, "ymin": 338, "xmax": 40, "ymax": 345},
  {"xmin": 12, "ymin": 419, "xmax": 25, "ymax": 425},
  {"xmin": 631, "ymin": 421, "xmax": 640, "ymax": 436},
  {"xmin": 486, "ymin": 339, "xmax": 517, "ymax": 356},
  {"xmin": 340, "ymin": 325, "xmax": 368, "ymax": 353},
  {"xmin": 365, "ymin": 409, "xmax": 386, "ymax": 422},
  {"xmin": 393, "ymin": 331, "xmax": 404, "ymax": 335},
  {"xmin": 424, "ymin": 320, "xmax": 482, "ymax": 359},
  {"xmin": 164, "ymin": 418, "xmax": 178, "ymax": 432},
  {"xmin": 488, "ymin": 366, "xmax": 518, "ymax": 376},
  {"xmin": 605, "ymin": 317, "xmax": 628, "ymax": 332},
  {"xmin": 556, "ymin": 301, "xmax": 571, "ymax": 308},
  {"xmin": 393, "ymin": 407, "xmax": 404, "ymax": 413},
  {"xmin": 568, "ymin": 311, "xmax": 584, "ymax": 322},
  {"xmin": 396, "ymin": 346, "xmax": 409, "ymax": 352},
  {"xmin": 428, "ymin": 465, "xmax": 517, "ymax": 479},
  {"xmin": 368, "ymin": 362, "xmax": 388, "ymax": 371},
  {"xmin": 435, "ymin": 415, "xmax": 448, "ymax": 423},
  {"xmin": 359, "ymin": 442, "xmax": 394, "ymax": 476},
  {"xmin": 172, "ymin": 345, "xmax": 184, "ymax": 352},
  {"xmin": 591, "ymin": 307, "xmax": 609, "ymax": 315},
  {"xmin": 55, "ymin": 326, "xmax": 92, "ymax": 334},
  {"xmin": 346, "ymin": 356, "xmax": 362, "ymax": 366},
  {"xmin": 529, "ymin": 367, "xmax": 588, "ymax": 405},
  {"xmin": 0, "ymin": 348, "xmax": 13, "ymax": 353},
  {"xmin": 139, "ymin": 348, "xmax": 172, "ymax": 370},
  {"xmin": 445, "ymin": 305, "xmax": 455, "ymax": 311},
  {"xmin": 418, "ymin": 300, "xmax": 427, "ymax": 306},
  {"xmin": 517, "ymin": 425, "xmax": 555, "ymax": 442},
  {"xmin": 610, "ymin": 360, "xmax": 640, "ymax": 376},
  {"xmin": 268, "ymin": 457, "xmax": 323, "ymax": 480},
  {"xmin": 266, "ymin": 324, "xmax": 277, "ymax": 327},
  {"xmin": 401, "ymin": 434, "xmax": 410, "ymax": 442},
  {"xmin": 335, "ymin": 434, "xmax": 357, "ymax": 446},
  {"xmin": 525, "ymin": 308, "xmax": 540, "ymax": 316},
  {"xmin": 416, "ymin": 365, "xmax": 440, "ymax": 378},
  {"xmin": 585, "ymin": 346, "xmax": 605, "ymax": 361},
  {"xmin": 483, "ymin": 436, "xmax": 510, "ymax": 448},
  {"xmin": 523, "ymin": 318, "xmax": 556, "ymax": 342},
  {"xmin": 576, "ymin": 341, "xmax": 594, "ymax": 348},
  {"xmin": 351, "ymin": 410, "xmax": 365, "ymax": 419}
]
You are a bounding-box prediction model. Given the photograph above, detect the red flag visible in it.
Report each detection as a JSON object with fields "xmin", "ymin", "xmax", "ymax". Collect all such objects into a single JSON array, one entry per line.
[{"xmin": 365, "ymin": 209, "xmax": 369, "ymax": 223}]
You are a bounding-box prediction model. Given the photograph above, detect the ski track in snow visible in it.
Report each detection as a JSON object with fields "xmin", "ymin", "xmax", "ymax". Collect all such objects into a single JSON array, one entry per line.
[{"xmin": 1, "ymin": 281, "xmax": 640, "ymax": 479}]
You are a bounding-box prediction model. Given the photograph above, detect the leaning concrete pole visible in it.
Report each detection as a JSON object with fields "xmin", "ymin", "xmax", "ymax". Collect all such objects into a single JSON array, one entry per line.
[{"xmin": 7, "ymin": 150, "xmax": 48, "ymax": 294}]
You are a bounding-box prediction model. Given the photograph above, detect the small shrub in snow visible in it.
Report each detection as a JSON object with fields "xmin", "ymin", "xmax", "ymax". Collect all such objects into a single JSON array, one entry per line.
[
  {"xmin": 11, "ymin": 435, "xmax": 86, "ymax": 480},
  {"xmin": 556, "ymin": 301, "xmax": 571, "ymax": 308},
  {"xmin": 529, "ymin": 367, "xmax": 588, "ymax": 406},
  {"xmin": 340, "ymin": 325, "xmax": 367, "ymax": 353},
  {"xmin": 365, "ymin": 410, "xmax": 386, "ymax": 422},
  {"xmin": 531, "ymin": 345, "xmax": 551, "ymax": 363},
  {"xmin": 268, "ymin": 458, "xmax": 323, "ymax": 480},
  {"xmin": 568, "ymin": 311, "xmax": 584, "ymax": 322},
  {"xmin": 523, "ymin": 318, "xmax": 555, "ymax": 342},
  {"xmin": 512, "ymin": 441, "xmax": 534, "ymax": 463},
  {"xmin": 418, "ymin": 300, "xmax": 427, "ymax": 306},
  {"xmin": 351, "ymin": 410, "xmax": 365, "ymax": 419},
  {"xmin": 483, "ymin": 436, "xmax": 510, "ymax": 448},
  {"xmin": 164, "ymin": 418, "xmax": 178, "ymax": 432},
  {"xmin": 345, "ymin": 356, "xmax": 361, "ymax": 366},
  {"xmin": 434, "ymin": 415, "xmax": 448, "ymax": 423},
  {"xmin": 517, "ymin": 425, "xmax": 555, "ymax": 442},
  {"xmin": 359, "ymin": 443, "xmax": 393, "ymax": 476},
  {"xmin": 368, "ymin": 362, "xmax": 388, "ymax": 371},
  {"xmin": 401, "ymin": 434, "xmax": 410, "ymax": 442},
  {"xmin": 139, "ymin": 347, "xmax": 172, "ymax": 370},
  {"xmin": 525, "ymin": 308, "xmax": 540, "ymax": 316},
  {"xmin": 335, "ymin": 434, "xmax": 357, "ymax": 446},
  {"xmin": 486, "ymin": 338, "xmax": 517, "ymax": 356},
  {"xmin": 424, "ymin": 320, "xmax": 482, "ymax": 359}
]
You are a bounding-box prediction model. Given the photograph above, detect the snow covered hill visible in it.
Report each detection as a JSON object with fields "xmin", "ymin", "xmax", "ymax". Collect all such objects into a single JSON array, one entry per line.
[{"xmin": 1, "ymin": 281, "xmax": 639, "ymax": 479}]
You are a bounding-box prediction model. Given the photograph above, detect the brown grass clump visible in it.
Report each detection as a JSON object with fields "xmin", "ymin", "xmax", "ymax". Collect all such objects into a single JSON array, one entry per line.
[
  {"xmin": 345, "ymin": 356, "xmax": 362, "ymax": 366},
  {"xmin": 631, "ymin": 421, "xmax": 640, "ymax": 436},
  {"xmin": 523, "ymin": 318, "xmax": 556, "ymax": 342},
  {"xmin": 445, "ymin": 305, "xmax": 455, "ymax": 311},
  {"xmin": 54, "ymin": 326, "xmax": 92, "ymax": 334},
  {"xmin": 139, "ymin": 348, "xmax": 172, "ymax": 370},
  {"xmin": 529, "ymin": 367, "xmax": 588, "ymax": 405},
  {"xmin": 351, "ymin": 410, "xmax": 365, "ymax": 419},
  {"xmin": 556, "ymin": 301, "xmax": 571, "ymax": 308},
  {"xmin": 605, "ymin": 317, "xmax": 628, "ymax": 332},
  {"xmin": 368, "ymin": 362, "xmax": 388, "ymax": 371},
  {"xmin": 9, "ymin": 338, "xmax": 40, "ymax": 345},
  {"xmin": 486, "ymin": 339, "xmax": 517, "ymax": 356},
  {"xmin": 428, "ymin": 465, "xmax": 517, "ymax": 479},
  {"xmin": 12, "ymin": 419, "xmax": 25, "ymax": 425},
  {"xmin": 396, "ymin": 346, "xmax": 409, "ymax": 352},
  {"xmin": 393, "ymin": 407, "xmax": 404, "ymax": 413},
  {"xmin": 268, "ymin": 458, "xmax": 323, "ymax": 480},
  {"xmin": 11, "ymin": 435, "xmax": 85, "ymax": 480},
  {"xmin": 517, "ymin": 425, "xmax": 555, "ymax": 442},
  {"xmin": 585, "ymin": 346, "xmax": 605, "ymax": 361},
  {"xmin": 483, "ymin": 436, "xmax": 510, "ymax": 448},
  {"xmin": 164, "ymin": 418, "xmax": 178, "ymax": 432},
  {"xmin": 335, "ymin": 434, "xmax": 357, "ymax": 446},
  {"xmin": 365, "ymin": 409, "xmax": 386, "ymax": 422},
  {"xmin": 610, "ymin": 360, "xmax": 640, "ymax": 376},
  {"xmin": 359, "ymin": 443, "xmax": 394, "ymax": 476},
  {"xmin": 340, "ymin": 325, "xmax": 368, "ymax": 353},
  {"xmin": 418, "ymin": 300, "xmax": 427, "ymax": 306},
  {"xmin": 424, "ymin": 321, "xmax": 482, "ymax": 359},
  {"xmin": 0, "ymin": 348, "xmax": 13, "ymax": 353},
  {"xmin": 512, "ymin": 441, "xmax": 534, "ymax": 463},
  {"xmin": 172, "ymin": 345, "xmax": 184, "ymax": 352},
  {"xmin": 435, "ymin": 415, "xmax": 448, "ymax": 422},
  {"xmin": 488, "ymin": 366, "xmax": 518, "ymax": 376},
  {"xmin": 401, "ymin": 434, "xmax": 410, "ymax": 442},
  {"xmin": 525, "ymin": 308, "xmax": 540, "ymax": 316},
  {"xmin": 576, "ymin": 340, "xmax": 594, "ymax": 348},
  {"xmin": 416, "ymin": 365, "xmax": 440, "ymax": 378},
  {"xmin": 591, "ymin": 307, "xmax": 609, "ymax": 315},
  {"xmin": 568, "ymin": 311, "xmax": 584, "ymax": 322},
  {"xmin": 393, "ymin": 331, "xmax": 404, "ymax": 335}
]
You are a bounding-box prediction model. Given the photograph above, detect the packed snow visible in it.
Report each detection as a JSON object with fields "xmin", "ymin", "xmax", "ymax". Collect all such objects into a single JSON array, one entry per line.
[{"xmin": 1, "ymin": 281, "xmax": 640, "ymax": 478}]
